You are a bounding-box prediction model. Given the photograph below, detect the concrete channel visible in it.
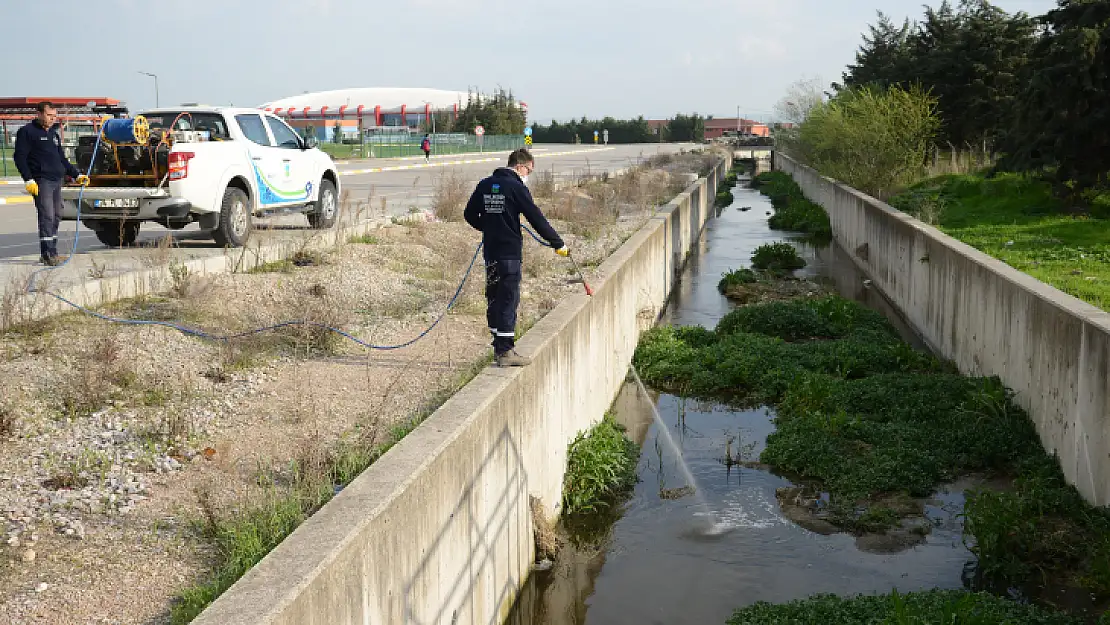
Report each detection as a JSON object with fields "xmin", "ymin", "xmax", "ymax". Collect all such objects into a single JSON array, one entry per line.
[{"xmin": 188, "ymin": 157, "xmax": 732, "ymax": 624}]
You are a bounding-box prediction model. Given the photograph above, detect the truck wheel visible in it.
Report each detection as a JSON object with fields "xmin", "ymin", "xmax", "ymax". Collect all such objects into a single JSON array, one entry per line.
[
  {"xmin": 92, "ymin": 221, "xmax": 141, "ymax": 248},
  {"xmin": 212, "ymin": 187, "xmax": 252, "ymax": 248},
  {"xmin": 307, "ymin": 179, "xmax": 337, "ymax": 229}
]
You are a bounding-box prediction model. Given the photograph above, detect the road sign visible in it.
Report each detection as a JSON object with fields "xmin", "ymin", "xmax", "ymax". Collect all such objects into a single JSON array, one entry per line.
[
  {"xmin": 525, "ymin": 136, "xmax": 532, "ymax": 146},
  {"xmin": 475, "ymin": 125, "xmax": 485, "ymax": 136},
  {"xmin": 524, "ymin": 126, "xmax": 533, "ymax": 137},
  {"xmin": 603, "ymin": 129, "xmax": 609, "ymax": 145},
  {"xmin": 593, "ymin": 130, "xmax": 599, "ymax": 144}
]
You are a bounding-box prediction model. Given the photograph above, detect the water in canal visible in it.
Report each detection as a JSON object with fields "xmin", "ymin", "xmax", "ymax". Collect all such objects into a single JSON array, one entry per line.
[{"xmin": 506, "ymin": 176, "xmax": 973, "ymax": 624}]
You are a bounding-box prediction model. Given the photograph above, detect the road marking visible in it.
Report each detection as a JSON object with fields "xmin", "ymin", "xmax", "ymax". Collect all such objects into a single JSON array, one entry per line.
[
  {"xmin": 0, "ymin": 196, "xmax": 31, "ymax": 204},
  {"xmin": 332, "ymin": 147, "xmax": 551, "ymax": 165},
  {"xmin": 339, "ymin": 147, "xmax": 616, "ymax": 176}
]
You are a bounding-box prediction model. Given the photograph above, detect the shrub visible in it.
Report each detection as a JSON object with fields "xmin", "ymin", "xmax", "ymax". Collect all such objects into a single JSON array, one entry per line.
[
  {"xmin": 717, "ymin": 268, "xmax": 758, "ymax": 294},
  {"xmin": 751, "ymin": 242, "xmax": 805, "ymax": 272}
]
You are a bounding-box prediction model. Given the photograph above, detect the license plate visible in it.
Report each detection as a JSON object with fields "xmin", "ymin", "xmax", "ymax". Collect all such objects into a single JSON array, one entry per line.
[{"xmin": 93, "ymin": 198, "xmax": 139, "ymax": 209}]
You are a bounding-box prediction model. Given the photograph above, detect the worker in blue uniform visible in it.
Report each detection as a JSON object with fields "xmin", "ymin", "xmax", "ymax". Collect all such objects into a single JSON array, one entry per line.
[
  {"xmin": 464, "ymin": 148, "xmax": 568, "ymax": 367},
  {"xmin": 14, "ymin": 101, "xmax": 89, "ymax": 265}
]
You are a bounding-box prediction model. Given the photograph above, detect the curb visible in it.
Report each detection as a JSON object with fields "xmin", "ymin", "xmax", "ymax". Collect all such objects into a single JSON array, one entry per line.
[{"xmin": 2, "ymin": 216, "xmax": 390, "ymax": 327}]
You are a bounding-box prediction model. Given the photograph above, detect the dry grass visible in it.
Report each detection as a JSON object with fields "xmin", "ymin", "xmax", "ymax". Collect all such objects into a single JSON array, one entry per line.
[
  {"xmin": 431, "ymin": 168, "xmax": 471, "ymax": 222},
  {"xmin": 530, "ymin": 495, "xmax": 561, "ymax": 561},
  {"xmin": 532, "ymin": 168, "xmax": 557, "ymax": 199}
]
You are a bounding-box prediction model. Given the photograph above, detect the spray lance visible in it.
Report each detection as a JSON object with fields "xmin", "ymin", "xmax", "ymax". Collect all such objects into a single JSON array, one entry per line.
[{"xmin": 565, "ymin": 250, "xmax": 593, "ymax": 296}]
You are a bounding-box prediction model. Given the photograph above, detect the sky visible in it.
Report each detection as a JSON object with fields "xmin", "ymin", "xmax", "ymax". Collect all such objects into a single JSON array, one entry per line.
[{"xmin": 3, "ymin": 0, "xmax": 1059, "ymax": 124}]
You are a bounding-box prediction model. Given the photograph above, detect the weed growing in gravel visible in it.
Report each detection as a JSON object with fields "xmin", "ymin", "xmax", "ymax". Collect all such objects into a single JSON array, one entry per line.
[
  {"xmin": 752, "ymin": 171, "xmax": 832, "ymax": 241},
  {"xmin": 171, "ymin": 355, "xmax": 493, "ymax": 624},
  {"xmin": 431, "ymin": 169, "xmax": 470, "ymax": 222},
  {"xmin": 751, "ymin": 242, "xmax": 806, "ymax": 272},
  {"xmin": 727, "ymin": 589, "xmax": 1084, "ymax": 624},
  {"xmin": 561, "ymin": 413, "xmax": 640, "ymax": 516}
]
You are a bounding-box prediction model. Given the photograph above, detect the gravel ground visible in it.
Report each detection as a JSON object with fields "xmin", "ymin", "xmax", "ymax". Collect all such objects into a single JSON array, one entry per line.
[{"xmin": 0, "ymin": 156, "xmax": 710, "ymax": 624}]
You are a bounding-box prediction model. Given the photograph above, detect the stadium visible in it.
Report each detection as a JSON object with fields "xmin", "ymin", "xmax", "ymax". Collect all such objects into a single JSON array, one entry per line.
[{"xmin": 260, "ymin": 88, "xmax": 528, "ymax": 140}]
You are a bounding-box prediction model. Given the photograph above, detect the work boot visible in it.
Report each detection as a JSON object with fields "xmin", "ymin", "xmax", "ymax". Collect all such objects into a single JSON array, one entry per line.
[
  {"xmin": 41, "ymin": 255, "xmax": 67, "ymax": 267},
  {"xmin": 496, "ymin": 349, "xmax": 531, "ymax": 367}
]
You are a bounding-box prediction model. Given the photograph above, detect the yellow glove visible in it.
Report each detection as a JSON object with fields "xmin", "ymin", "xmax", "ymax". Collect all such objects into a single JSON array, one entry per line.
[
  {"xmin": 555, "ymin": 246, "xmax": 569, "ymax": 257},
  {"xmin": 75, "ymin": 174, "xmax": 90, "ymax": 186},
  {"xmin": 25, "ymin": 180, "xmax": 39, "ymax": 196}
]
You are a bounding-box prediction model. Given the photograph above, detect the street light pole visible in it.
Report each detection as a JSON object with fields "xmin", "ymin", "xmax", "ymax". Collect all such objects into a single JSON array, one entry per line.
[{"xmin": 138, "ymin": 71, "xmax": 159, "ymax": 107}]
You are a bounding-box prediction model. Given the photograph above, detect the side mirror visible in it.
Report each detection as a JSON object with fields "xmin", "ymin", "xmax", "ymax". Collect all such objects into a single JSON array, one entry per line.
[{"xmin": 303, "ymin": 136, "xmax": 318, "ymax": 150}]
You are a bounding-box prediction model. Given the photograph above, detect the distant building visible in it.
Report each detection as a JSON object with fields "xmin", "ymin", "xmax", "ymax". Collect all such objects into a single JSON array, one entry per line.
[
  {"xmin": 643, "ymin": 116, "xmax": 770, "ymax": 140},
  {"xmin": 704, "ymin": 117, "xmax": 771, "ymax": 140}
]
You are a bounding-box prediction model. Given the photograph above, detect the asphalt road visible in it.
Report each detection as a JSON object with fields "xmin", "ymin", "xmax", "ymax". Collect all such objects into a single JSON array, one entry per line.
[{"xmin": 0, "ymin": 143, "xmax": 686, "ymax": 260}]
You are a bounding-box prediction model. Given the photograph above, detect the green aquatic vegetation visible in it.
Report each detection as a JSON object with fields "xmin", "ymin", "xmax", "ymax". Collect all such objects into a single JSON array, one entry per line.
[
  {"xmin": 727, "ymin": 589, "xmax": 1084, "ymax": 624},
  {"xmin": 561, "ymin": 413, "xmax": 640, "ymax": 516},
  {"xmin": 751, "ymin": 242, "xmax": 806, "ymax": 272},
  {"xmin": 752, "ymin": 170, "xmax": 832, "ymax": 240}
]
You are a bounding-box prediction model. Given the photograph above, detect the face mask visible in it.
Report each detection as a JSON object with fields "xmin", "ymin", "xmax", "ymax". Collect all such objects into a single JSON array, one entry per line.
[{"xmin": 521, "ymin": 175, "xmax": 530, "ymax": 185}]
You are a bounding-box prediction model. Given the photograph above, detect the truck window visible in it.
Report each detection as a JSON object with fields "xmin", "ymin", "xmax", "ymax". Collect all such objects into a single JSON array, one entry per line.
[
  {"xmin": 266, "ymin": 116, "xmax": 302, "ymax": 149},
  {"xmin": 235, "ymin": 114, "xmax": 272, "ymax": 147},
  {"xmin": 143, "ymin": 112, "xmax": 229, "ymax": 139}
]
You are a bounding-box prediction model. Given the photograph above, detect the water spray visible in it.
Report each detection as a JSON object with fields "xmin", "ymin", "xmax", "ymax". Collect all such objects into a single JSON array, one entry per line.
[{"xmin": 628, "ymin": 365, "xmax": 732, "ymax": 537}]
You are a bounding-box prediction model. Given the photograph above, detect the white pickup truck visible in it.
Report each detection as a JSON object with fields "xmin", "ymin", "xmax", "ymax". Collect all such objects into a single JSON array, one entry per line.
[{"xmin": 61, "ymin": 106, "xmax": 341, "ymax": 248}]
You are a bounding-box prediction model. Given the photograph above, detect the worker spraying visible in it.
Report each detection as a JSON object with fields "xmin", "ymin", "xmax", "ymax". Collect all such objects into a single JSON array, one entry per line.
[
  {"xmin": 14, "ymin": 101, "xmax": 89, "ymax": 265},
  {"xmin": 465, "ymin": 148, "xmax": 568, "ymax": 367}
]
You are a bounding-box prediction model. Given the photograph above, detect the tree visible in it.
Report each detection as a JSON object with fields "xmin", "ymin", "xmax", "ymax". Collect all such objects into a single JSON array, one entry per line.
[
  {"xmin": 839, "ymin": 1, "xmax": 1037, "ymax": 150},
  {"xmin": 796, "ymin": 85, "xmax": 940, "ymax": 199},
  {"xmin": 666, "ymin": 113, "xmax": 706, "ymax": 142},
  {"xmin": 774, "ymin": 76, "xmax": 827, "ymax": 126},
  {"xmin": 1002, "ymin": 0, "xmax": 1110, "ymax": 190},
  {"xmin": 453, "ymin": 87, "xmax": 527, "ymax": 135},
  {"xmin": 532, "ymin": 116, "xmax": 654, "ymax": 144}
]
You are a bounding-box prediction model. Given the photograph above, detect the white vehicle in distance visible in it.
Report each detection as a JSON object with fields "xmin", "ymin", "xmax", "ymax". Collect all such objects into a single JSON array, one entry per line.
[{"xmin": 61, "ymin": 106, "xmax": 341, "ymax": 248}]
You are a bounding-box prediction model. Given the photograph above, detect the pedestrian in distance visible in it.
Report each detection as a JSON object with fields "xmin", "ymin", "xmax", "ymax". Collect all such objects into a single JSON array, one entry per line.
[
  {"xmin": 421, "ymin": 134, "xmax": 431, "ymax": 162},
  {"xmin": 464, "ymin": 148, "xmax": 569, "ymax": 367},
  {"xmin": 13, "ymin": 101, "xmax": 89, "ymax": 266}
]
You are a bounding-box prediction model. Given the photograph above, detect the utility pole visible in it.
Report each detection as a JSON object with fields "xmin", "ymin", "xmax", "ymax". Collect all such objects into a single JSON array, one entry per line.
[{"xmin": 138, "ymin": 71, "xmax": 159, "ymax": 107}]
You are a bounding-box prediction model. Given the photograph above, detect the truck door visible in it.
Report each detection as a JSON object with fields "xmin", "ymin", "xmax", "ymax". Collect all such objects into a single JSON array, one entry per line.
[
  {"xmin": 264, "ymin": 115, "xmax": 316, "ymax": 204},
  {"xmin": 233, "ymin": 113, "xmax": 306, "ymax": 208}
]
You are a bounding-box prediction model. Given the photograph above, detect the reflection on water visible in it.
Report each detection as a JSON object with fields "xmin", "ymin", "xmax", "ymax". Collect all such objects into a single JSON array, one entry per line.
[{"xmin": 507, "ymin": 183, "xmax": 974, "ymax": 625}]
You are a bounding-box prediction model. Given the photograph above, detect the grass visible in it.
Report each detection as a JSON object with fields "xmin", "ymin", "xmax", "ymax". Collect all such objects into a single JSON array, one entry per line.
[
  {"xmin": 890, "ymin": 172, "xmax": 1110, "ymax": 311},
  {"xmin": 751, "ymin": 242, "xmax": 805, "ymax": 272},
  {"xmin": 171, "ymin": 354, "xmax": 492, "ymax": 624},
  {"xmin": 561, "ymin": 412, "xmax": 640, "ymax": 516},
  {"xmin": 752, "ymin": 171, "xmax": 833, "ymax": 242},
  {"xmin": 727, "ymin": 589, "xmax": 1085, "ymax": 624}
]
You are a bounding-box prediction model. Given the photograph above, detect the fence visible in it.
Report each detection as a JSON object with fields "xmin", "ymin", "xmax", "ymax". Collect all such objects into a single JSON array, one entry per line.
[{"xmin": 318, "ymin": 133, "xmax": 524, "ymax": 160}]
